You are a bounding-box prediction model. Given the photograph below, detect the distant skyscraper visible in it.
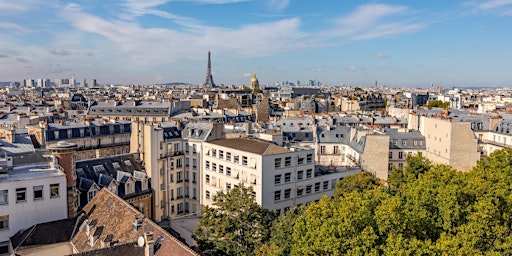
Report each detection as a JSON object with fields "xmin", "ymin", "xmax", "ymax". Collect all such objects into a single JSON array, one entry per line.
[{"xmin": 203, "ymin": 51, "xmax": 216, "ymax": 88}]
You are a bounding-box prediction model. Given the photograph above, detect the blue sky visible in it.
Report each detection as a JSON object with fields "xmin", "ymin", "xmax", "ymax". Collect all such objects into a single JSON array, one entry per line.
[{"xmin": 0, "ymin": 0, "xmax": 511, "ymax": 87}]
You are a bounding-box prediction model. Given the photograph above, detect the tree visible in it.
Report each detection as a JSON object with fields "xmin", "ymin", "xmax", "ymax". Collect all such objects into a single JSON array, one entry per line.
[
  {"xmin": 193, "ymin": 185, "xmax": 276, "ymax": 256},
  {"xmin": 334, "ymin": 171, "xmax": 379, "ymax": 198},
  {"xmin": 256, "ymin": 206, "xmax": 305, "ymax": 256},
  {"xmin": 425, "ymin": 100, "xmax": 450, "ymax": 108},
  {"xmin": 388, "ymin": 153, "xmax": 431, "ymax": 191}
]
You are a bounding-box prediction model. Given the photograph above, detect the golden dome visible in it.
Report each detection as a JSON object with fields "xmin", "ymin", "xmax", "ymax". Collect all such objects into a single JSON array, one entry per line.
[{"xmin": 251, "ymin": 73, "xmax": 258, "ymax": 82}]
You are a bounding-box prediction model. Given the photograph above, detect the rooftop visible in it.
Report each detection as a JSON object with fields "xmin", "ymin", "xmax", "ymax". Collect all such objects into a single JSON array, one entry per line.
[{"xmin": 209, "ymin": 138, "xmax": 291, "ymax": 155}]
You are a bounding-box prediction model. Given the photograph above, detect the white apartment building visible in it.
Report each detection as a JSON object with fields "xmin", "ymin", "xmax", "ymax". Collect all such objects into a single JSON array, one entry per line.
[
  {"xmin": 202, "ymin": 138, "xmax": 361, "ymax": 214},
  {"xmin": 0, "ymin": 160, "xmax": 67, "ymax": 253}
]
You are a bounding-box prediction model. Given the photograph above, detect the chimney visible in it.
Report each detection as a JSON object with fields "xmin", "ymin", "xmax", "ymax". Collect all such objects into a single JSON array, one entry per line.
[
  {"xmin": 5, "ymin": 125, "xmax": 16, "ymax": 143},
  {"xmin": 144, "ymin": 232, "xmax": 155, "ymax": 256}
]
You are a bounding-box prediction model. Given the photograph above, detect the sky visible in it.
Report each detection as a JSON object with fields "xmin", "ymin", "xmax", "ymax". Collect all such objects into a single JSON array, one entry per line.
[{"xmin": 0, "ymin": 0, "xmax": 511, "ymax": 87}]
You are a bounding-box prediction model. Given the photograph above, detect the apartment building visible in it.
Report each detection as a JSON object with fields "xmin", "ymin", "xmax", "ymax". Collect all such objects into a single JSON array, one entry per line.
[
  {"xmin": 0, "ymin": 157, "xmax": 67, "ymax": 252},
  {"xmin": 423, "ymin": 116, "xmax": 479, "ymax": 171},
  {"xmin": 130, "ymin": 121, "xmax": 225, "ymax": 221},
  {"xmin": 26, "ymin": 119, "xmax": 131, "ymax": 161},
  {"xmin": 386, "ymin": 129, "xmax": 426, "ymax": 170},
  {"xmin": 202, "ymin": 138, "xmax": 360, "ymax": 214}
]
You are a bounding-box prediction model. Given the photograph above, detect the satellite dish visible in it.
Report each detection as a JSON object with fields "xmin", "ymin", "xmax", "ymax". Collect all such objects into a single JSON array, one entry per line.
[{"xmin": 137, "ymin": 236, "xmax": 145, "ymax": 247}]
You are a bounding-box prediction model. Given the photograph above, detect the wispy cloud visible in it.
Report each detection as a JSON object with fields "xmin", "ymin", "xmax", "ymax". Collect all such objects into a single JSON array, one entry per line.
[
  {"xmin": 465, "ymin": 0, "xmax": 512, "ymax": 15},
  {"xmin": 48, "ymin": 49, "xmax": 70, "ymax": 56},
  {"xmin": 264, "ymin": 0, "xmax": 290, "ymax": 11},
  {"xmin": 322, "ymin": 4, "xmax": 424, "ymax": 42},
  {"xmin": 374, "ymin": 52, "xmax": 389, "ymax": 58},
  {"xmin": 59, "ymin": 3, "xmax": 306, "ymax": 63},
  {"xmin": 0, "ymin": 22, "xmax": 30, "ymax": 34}
]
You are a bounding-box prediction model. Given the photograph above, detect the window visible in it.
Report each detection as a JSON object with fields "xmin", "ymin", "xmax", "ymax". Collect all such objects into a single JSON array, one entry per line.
[
  {"xmin": 177, "ymin": 171, "xmax": 183, "ymax": 182},
  {"xmin": 185, "ymin": 158, "xmax": 189, "ymax": 167},
  {"xmin": 219, "ymin": 165, "xmax": 224, "ymax": 174},
  {"xmin": 16, "ymin": 188, "xmax": 26, "ymax": 203},
  {"xmin": 274, "ymin": 191, "xmax": 281, "ymax": 201},
  {"xmin": 297, "ymin": 170, "xmax": 304, "ymax": 180},
  {"xmin": 206, "ymin": 174, "xmax": 210, "ymax": 184},
  {"xmin": 234, "ymin": 155, "xmax": 240, "ymax": 163},
  {"xmin": 226, "ymin": 152, "xmax": 231, "ymax": 161},
  {"xmin": 323, "ymin": 181, "xmax": 329, "ymax": 190},
  {"xmin": 226, "ymin": 167, "xmax": 231, "ymax": 176},
  {"xmin": 285, "ymin": 157, "xmax": 291, "ymax": 167},
  {"xmin": 212, "ymin": 149, "xmax": 216, "ymax": 157},
  {"xmin": 176, "ymin": 159, "xmax": 182, "ymax": 168},
  {"xmin": 284, "ymin": 173, "xmax": 291, "ymax": 182},
  {"xmin": 193, "ymin": 159, "xmax": 197, "ymax": 169},
  {"xmin": 320, "ymin": 146, "xmax": 326, "ymax": 154},
  {"xmin": 315, "ymin": 182, "xmax": 320, "ymax": 192},
  {"xmin": 88, "ymin": 190, "xmax": 96, "ymax": 202},
  {"xmin": 206, "ymin": 190, "xmax": 210, "ymax": 199},
  {"xmin": 177, "ymin": 188, "xmax": 183, "ymax": 198},
  {"xmin": 334, "ymin": 146, "xmax": 339, "ymax": 154},
  {"xmin": 212, "ymin": 163, "xmax": 217, "ymax": 172},
  {"xmin": 306, "ymin": 185, "xmax": 312, "ymax": 194},
  {"xmin": 284, "ymin": 189, "xmax": 291, "ymax": 199},
  {"xmin": 50, "ymin": 184, "xmax": 59, "ymax": 198},
  {"xmin": 398, "ymin": 152, "xmax": 403, "ymax": 159},
  {"xmin": 402, "ymin": 140, "xmax": 407, "ymax": 146},
  {"xmin": 306, "ymin": 169, "xmax": 312, "ymax": 179},
  {"xmin": 219, "ymin": 150, "xmax": 224, "ymax": 159},
  {"xmin": 0, "ymin": 190, "xmax": 7, "ymax": 205},
  {"xmin": 226, "ymin": 183, "xmax": 231, "ymax": 191},
  {"xmin": 275, "ymin": 174, "xmax": 281, "ymax": 185},
  {"xmin": 242, "ymin": 156, "xmax": 248, "ymax": 166},
  {"xmin": 33, "ymin": 185, "xmax": 43, "ymax": 200},
  {"xmin": 206, "ymin": 161, "xmax": 210, "ymax": 169},
  {"xmin": 307, "ymin": 154, "xmax": 313, "ymax": 163},
  {"xmin": 298, "ymin": 157, "xmax": 304, "ymax": 165},
  {"xmin": 193, "ymin": 172, "xmax": 197, "ymax": 183},
  {"xmin": 393, "ymin": 139, "xmax": 398, "ymax": 145},
  {"xmin": 413, "ymin": 140, "xmax": 418, "ymax": 146},
  {"xmin": 297, "ymin": 187, "xmax": 304, "ymax": 196},
  {"xmin": 389, "ymin": 152, "xmax": 393, "ymax": 159},
  {"xmin": 0, "ymin": 215, "xmax": 8, "ymax": 230},
  {"xmin": 275, "ymin": 158, "xmax": 282, "ymax": 168}
]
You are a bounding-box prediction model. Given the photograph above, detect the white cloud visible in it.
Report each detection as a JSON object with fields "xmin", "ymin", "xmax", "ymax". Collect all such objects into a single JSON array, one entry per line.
[
  {"xmin": 345, "ymin": 65, "xmax": 357, "ymax": 71},
  {"xmin": 243, "ymin": 73, "xmax": 252, "ymax": 77},
  {"xmin": 264, "ymin": 0, "xmax": 290, "ymax": 11},
  {"xmin": 322, "ymin": 4, "xmax": 424, "ymax": 42},
  {"xmin": 477, "ymin": 0, "xmax": 512, "ymax": 9},
  {"xmin": 374, "ymin": 52, "xmax": 389, "ymax": 58},
  {"xmin": 0, "ymin": 22, "xmax": 30, "ymax": 34}
]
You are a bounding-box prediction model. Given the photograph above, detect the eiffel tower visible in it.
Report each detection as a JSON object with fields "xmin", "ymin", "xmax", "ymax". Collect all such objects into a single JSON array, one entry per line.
[{"xmin": 203, "ymin": 51, "xmax": 216, "ymax": 88}]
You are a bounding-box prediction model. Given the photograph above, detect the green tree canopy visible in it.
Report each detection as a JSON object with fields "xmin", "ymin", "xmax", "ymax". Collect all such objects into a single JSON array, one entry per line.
[
  {"xmin": 193, "ymin": 185, "xmax": 276, "ymax": 256},
  {"xmin": 425, "ymin": 100, "xmax": 450, "ymax": 108},
  {"xmin": 288, "ymin": 149, "xmax": 512, "ymax": 255}
]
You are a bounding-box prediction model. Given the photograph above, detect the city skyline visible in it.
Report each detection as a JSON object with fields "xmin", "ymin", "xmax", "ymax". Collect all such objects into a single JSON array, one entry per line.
[{"xmin": 0, "ymin": 0, "xmax": 511, "ymax": 87}]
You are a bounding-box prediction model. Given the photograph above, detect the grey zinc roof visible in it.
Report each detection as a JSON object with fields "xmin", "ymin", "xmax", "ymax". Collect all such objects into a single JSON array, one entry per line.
[
  {"xmin": 317, "ymin": 126, "xmax": 351, "ymax": 144},
  {"xmin": 88, "ymin": 100, "xmax": 171, "ymax": 116},
  {"xmin": 492, "ymin": 119, "xmax": 512, "ymax": 135},
  {"xmin": 385, "ymin": 128, "xmax": 426, "ymax": 149}
]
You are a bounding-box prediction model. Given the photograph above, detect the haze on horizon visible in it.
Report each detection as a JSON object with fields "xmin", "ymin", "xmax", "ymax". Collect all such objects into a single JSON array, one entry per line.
[{"xmin": 0, "ymin": 0, "xmax": 511, "ymax": 87}]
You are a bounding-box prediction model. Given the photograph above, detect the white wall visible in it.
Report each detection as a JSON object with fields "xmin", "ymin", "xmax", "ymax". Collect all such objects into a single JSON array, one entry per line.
[{"xmin": 0, "ymin": 173, "xmax": 67, "ymax": 242}]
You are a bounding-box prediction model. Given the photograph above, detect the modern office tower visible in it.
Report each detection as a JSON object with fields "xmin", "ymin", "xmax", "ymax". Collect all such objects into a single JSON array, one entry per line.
[
  {"xmin": 202, "ymin": 51, "xmax": 216, "ymax": 88},
  {"xmin": 89, "ymin": 79, "xmax": 97, "ymax": 87}
]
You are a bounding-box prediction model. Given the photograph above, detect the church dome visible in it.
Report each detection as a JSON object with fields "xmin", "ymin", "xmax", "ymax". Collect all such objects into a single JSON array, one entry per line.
[{"xmin": 251, "ymin": 73, "xmax": 258, "ymax": 82}]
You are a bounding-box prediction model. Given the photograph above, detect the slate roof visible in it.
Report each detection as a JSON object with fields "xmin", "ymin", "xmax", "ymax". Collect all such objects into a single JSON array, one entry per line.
[
  {"xmin": 88, "ymin": 100, "xmax": 171, "ymax": 116},
  {"xmin": 209, "ymin": 138, "xmax": 291, "ymax": 155},
  {"xmin": 41, "ymin": 120, "xmax": 132, "ymax": 142},
  {"xmin": 75, "ymin": 153, "xmax": 151, "ymax": 205},
  {"xmin": 0, "ymin": 134, "xmax": 37, "ymax": 155},
  {"xmin": 317, "ymin": 126, "xmax": 351, "ymax": 144},
  {"xmin": 71, "ymin": 189, "xmax": 199, "ymax": 256},
  {"xmin": 384, "ymin": 128, "xmax": 426, "ymax": 150},
  {"xmin": 492, "ymin": 119, "xmax": 512, "ymax": 135},
  {"xmin": 11, "ymin": 218, "xmax": 77, "ymax": 250}
]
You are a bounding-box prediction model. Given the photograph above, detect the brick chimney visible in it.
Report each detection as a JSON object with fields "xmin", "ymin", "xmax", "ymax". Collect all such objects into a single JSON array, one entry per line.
[
  {"xmin": 144, "ymin": 232, "xmax": 155, "ymax": 256},
  {"xmin": 48, "ymin": 141, "xmax": 79, "ymax": 218}
]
